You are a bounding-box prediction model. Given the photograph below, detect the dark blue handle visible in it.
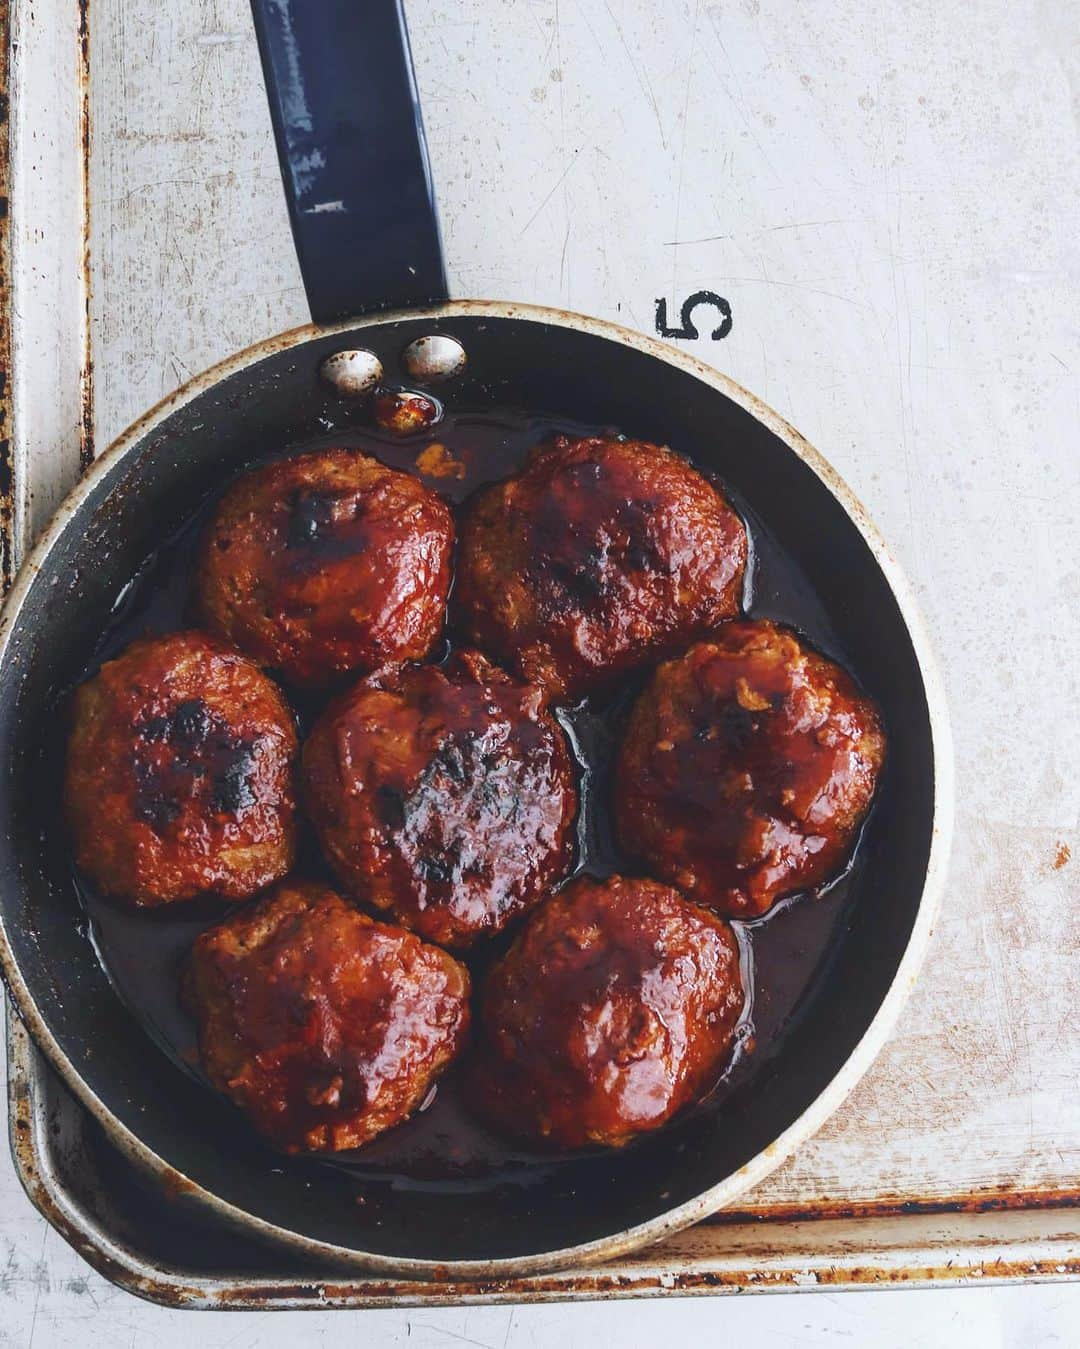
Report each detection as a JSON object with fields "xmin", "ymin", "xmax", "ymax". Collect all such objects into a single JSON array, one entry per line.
[{"xmin": 250, "ymin": 0, "xmax": 449, "ymax": 323}]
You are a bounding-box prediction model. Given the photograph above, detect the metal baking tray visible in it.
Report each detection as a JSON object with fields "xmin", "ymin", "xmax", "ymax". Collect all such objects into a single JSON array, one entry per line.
[
  {"xmin": 5, "ymin": 0, "xmax": 1078, "ymax": 1308},
  {"xmin": 10, "ymin": 1018, "xmax": 1079, "ymax": 1307}
]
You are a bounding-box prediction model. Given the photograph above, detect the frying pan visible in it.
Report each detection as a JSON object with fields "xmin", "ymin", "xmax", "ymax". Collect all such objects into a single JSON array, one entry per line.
[{"xmin": 0, "ymin": 0, "xmax": 952, "ymax": 1278}]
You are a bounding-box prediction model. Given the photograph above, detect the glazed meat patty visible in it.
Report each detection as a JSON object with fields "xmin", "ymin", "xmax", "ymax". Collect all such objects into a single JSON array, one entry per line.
[
  {"xmin": 302, "ymin": 650, "xmax": 577, "ymax": 948},
  {"xmin": 184, "ymin": 880, "xmax": 471, "ymax": 1152},
  {"xmin": 470, "ymin": 874, "xmax": 744, "ymax": 1149},
  {"xmin": 65, "ymin": 631, "xmax": 297, "ymax": 907},
  {"xmin": 615, "ymin": 620, "xmax": 886, "ymax": 919},
  {"xmin": 195, "ymin": 447, "xmax": 454, "ymax": 687},
  {"xmin": 455, "ymin": 435, "xmax": 747, "ymax": 700}
]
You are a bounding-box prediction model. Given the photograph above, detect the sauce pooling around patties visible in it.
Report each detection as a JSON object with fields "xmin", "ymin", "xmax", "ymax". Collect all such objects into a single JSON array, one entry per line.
[
  {"xmin": 64, "ymin": 630, "xmax": 298, "ymax": 907},
  {"xmin": 471, "ymin": 874, "xmax": 745, "ymax": 1149},
  {"xmin": 65, "ymin": 403, "xmax": 886, "ymax": 1184},
  {"xmin": 455, "ymin": 435, "xmax": 747, "ymax": 700},
  {"xmin": 195, "ymin": 447, "xmax": 454, "ymax": 688},
  {"xmin": 615, "ymin": 619, "xmax": 886, "ymax": 918},
  {"xmin": 302, "ymin": 650, "xmax": 577, "ymax": 949},
  {"xmin": 184, "ymin": 880, "xmax": 471, "ymax": 1153}
]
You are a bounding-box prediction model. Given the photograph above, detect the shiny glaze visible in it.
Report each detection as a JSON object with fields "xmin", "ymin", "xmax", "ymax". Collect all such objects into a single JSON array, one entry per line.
[
  {"xmin": 455, "ymin": 435, "xmax": 747, "ymax": 700},
  {"xmin": 65, "ymin": 631, "xmax": 298, "ymax": 907},
  {"xmin": 615, "ymin": 620, "xmax": 885, "ymax": 918},
  {"xmin": 471, "ymin": 874, "xmax": 744, "ymax": 1149},
  {"xmin": 68, "ymin": 405, "xmax": 879, "ymax": 1187},
  {"xmin": 195, "ymin": 447, "xmax": 454, "ymax": 688},
  {"xmin": 302, "ymin": 649, "xmax": 577, "ymax": 949},
  {"xmin": 185, "ymin": 879, "xmax": 470, "ymax": 1153}
]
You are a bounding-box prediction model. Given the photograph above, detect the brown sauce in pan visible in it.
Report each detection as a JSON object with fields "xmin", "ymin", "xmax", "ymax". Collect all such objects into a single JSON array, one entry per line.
[{"xmin": 71, "ymin": 407, "xmax": 874, "ymax": 1192}]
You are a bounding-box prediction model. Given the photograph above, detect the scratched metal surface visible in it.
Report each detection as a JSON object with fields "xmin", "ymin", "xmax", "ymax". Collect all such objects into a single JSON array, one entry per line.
[{"xmin": 3, "ymin": 0, "xmax": 1078, "ymax": 1298}]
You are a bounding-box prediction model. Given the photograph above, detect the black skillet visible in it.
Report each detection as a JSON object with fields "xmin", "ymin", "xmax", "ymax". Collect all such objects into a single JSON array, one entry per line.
[{"xmin": 0, "ymin": 0, "xmax": 951, "ymax": 1277}]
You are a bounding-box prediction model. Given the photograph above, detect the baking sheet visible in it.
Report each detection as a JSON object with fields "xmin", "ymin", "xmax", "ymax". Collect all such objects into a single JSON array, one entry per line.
[
  {"xmin": 5, "ymin": 0, "xmax": 1079, "ymax": 1304},
  {"xmin": 10, "ymin": 1021, "xmax": 1079, "ymax": 1307}
]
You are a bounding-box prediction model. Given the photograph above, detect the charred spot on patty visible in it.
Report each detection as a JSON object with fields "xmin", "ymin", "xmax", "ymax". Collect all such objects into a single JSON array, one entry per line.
[
  {"xmin": 615, "ymin": 621, "xmax": 885, "ymax": 919},
  {"xmin": 131, "ymin": 698, "xmax": 260, "ymax": 830},
  {"xmin": 195, "ymin": 448, "xmax": 454, "ymax": 687},
  {"xmin": 302, "ymin": 651, "xmax": 577, "ymax": 948},
  {"xmin": 456, "ymin": 435, "xmax": 747, "ymax": 698},
  {"xmin": 287, "ymin": 489, "xmax": 340, "ymax": 550},
  {"xmin": 64, "ymin": 631, "xmax": 297, "ymax": 906},
  {"xmin": 210, "ymin": 743, "xmax": 259, "ymax": 814}
]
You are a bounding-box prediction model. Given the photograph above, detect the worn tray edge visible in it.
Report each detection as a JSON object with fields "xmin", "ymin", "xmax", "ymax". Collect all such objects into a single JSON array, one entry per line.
[{"xmin": 9, "ymin": 1015, "xmax": 1079, "ymax": 1310}]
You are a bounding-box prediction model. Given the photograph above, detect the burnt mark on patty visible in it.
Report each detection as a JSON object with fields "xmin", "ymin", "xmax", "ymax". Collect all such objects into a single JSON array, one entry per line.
[
  {"xmin": 385, "ymin": 732, "xmax": 484, "ymax": 836},
  {"xmin": 210, "ymin": 746, "xmax": 259, "ymax": 813},
  {"xmin": 415, "ymin": 840, "xmax": 462, "ymax": 886},
  {"xmin": 428, "ymin": 733, "xmax": 475, "ymax": 787},
  {"xmin": 301, "ymin": 652, "xmax": 577, "ymax": 945},
  {"xmin": 376, "ymin": 784, "xmax": 407, "ymax": 830},
  {"xmin": 284, "ymin": 488, "xmax": 381, "ymax": 574},
  {"xmin": 287, "ymin": 489, "xmax": 339, "ymax": 550},
  {"xmin": 546, "ymin": 547, "xmax": 609, "ymax": 604},
  {"xmin": 620, "ymin": 510, "xmax": 669, "ymax": 575},
  {"xmin": 380, "ymin": 730, "xmax": 525, "ymax": 890},
  {"xmin": 479, "ymin": 768, "xmax": 523, "ymax": 820},
  {"xmin": 132, "ymin": 697, "xmax": 261, "ymax": 831},
  {"xmin": 718, "ymin": 703, "xmax": 757, "ymax": 753},
  {"xmin": 132, "ymin": 776, "xmax": 183, "ymax": 832},
  {"xmin": 170, "ymin": 698, "xmax": 214, "ymax": 744},
  {"xmin": 533, "ymin": 488, "xmax": 671, "ymax": 611}
]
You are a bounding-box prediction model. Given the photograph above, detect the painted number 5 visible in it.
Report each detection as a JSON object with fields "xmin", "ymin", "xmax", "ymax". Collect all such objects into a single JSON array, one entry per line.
[{"xmin": 655, "ymin": 291, "xmax": 733, "ymax": 341}]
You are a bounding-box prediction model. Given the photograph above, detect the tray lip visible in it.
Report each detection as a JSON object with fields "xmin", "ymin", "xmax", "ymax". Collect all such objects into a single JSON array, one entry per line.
[
  {"xmin": 0, "ymin": 299, "xmax": 955, "ymax": 1281},
  {"xmin": 10, "ymin": 1019, "xmax": 1080, "ymax": 1311}
]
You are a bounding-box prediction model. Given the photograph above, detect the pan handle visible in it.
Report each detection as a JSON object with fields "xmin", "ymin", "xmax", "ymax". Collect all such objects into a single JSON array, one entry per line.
[{"xmin": 249, "ymin": 0, "xmax": 449, "ymax": 323}]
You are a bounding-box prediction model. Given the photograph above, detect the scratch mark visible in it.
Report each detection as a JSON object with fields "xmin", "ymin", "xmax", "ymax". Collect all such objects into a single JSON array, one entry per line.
[
  {"xmin": 25, "ymin": 1226, "xmax": 50, "ymax": 1349},
  {"xmin": 702, "ymin": 10, "xmax": 781, "ymax": 181},
  {"xmin": 664, "ymin": 233, "xmax": 731, "ymax": 246},
  {"xmin": 553, "ymin": 0, "xmax": 572, "ymax": 305},
  {"xmin": 517, "ymin": 149, "xmax": 579, "ymax": 237},
  {"xmin": 670, "ymin": 0, "xmax": 703, "ymax": 299},
  {"xmin": 600, "ymin": 0, "xmax": 667, "ymax": 149},
  {"xmin": 767, "ymin": 219, "xmax": 847, "ymax": 231},
  {"xmin": 707, "ymin": 274, "xmax": 870, "ymax": 309},
  {"xmin": 420, "ymin": 1328, "xmax": 501, "ymax": 1349}
]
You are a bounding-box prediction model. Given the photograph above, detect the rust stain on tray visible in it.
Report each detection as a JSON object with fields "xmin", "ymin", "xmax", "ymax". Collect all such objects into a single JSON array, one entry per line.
[
  {"xmin": 78, "ymin": 0, "xmax": 95, "ymax": 470},
  {"xmin": 208, "ymin": 1253, "xmax": 1080, "ymax": 1307},
  {"xmin": 0, "ymin": 0, "xmax": 13, "ymax": 589},
  {"xmin": 708, "ymin": 1184, "xmax": 1080, "ymax": 1226}
]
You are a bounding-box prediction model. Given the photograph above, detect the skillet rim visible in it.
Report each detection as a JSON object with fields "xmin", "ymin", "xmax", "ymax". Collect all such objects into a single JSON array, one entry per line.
[{"xmin": 0, "ymin": 299, "xmax": 954, "ymax": 1279}]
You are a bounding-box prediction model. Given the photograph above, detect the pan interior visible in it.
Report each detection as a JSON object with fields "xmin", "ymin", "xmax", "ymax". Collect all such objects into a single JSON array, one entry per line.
[{"xmin": 0, "ymin": 313, "xmax": 936, "ymax": 1265}]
